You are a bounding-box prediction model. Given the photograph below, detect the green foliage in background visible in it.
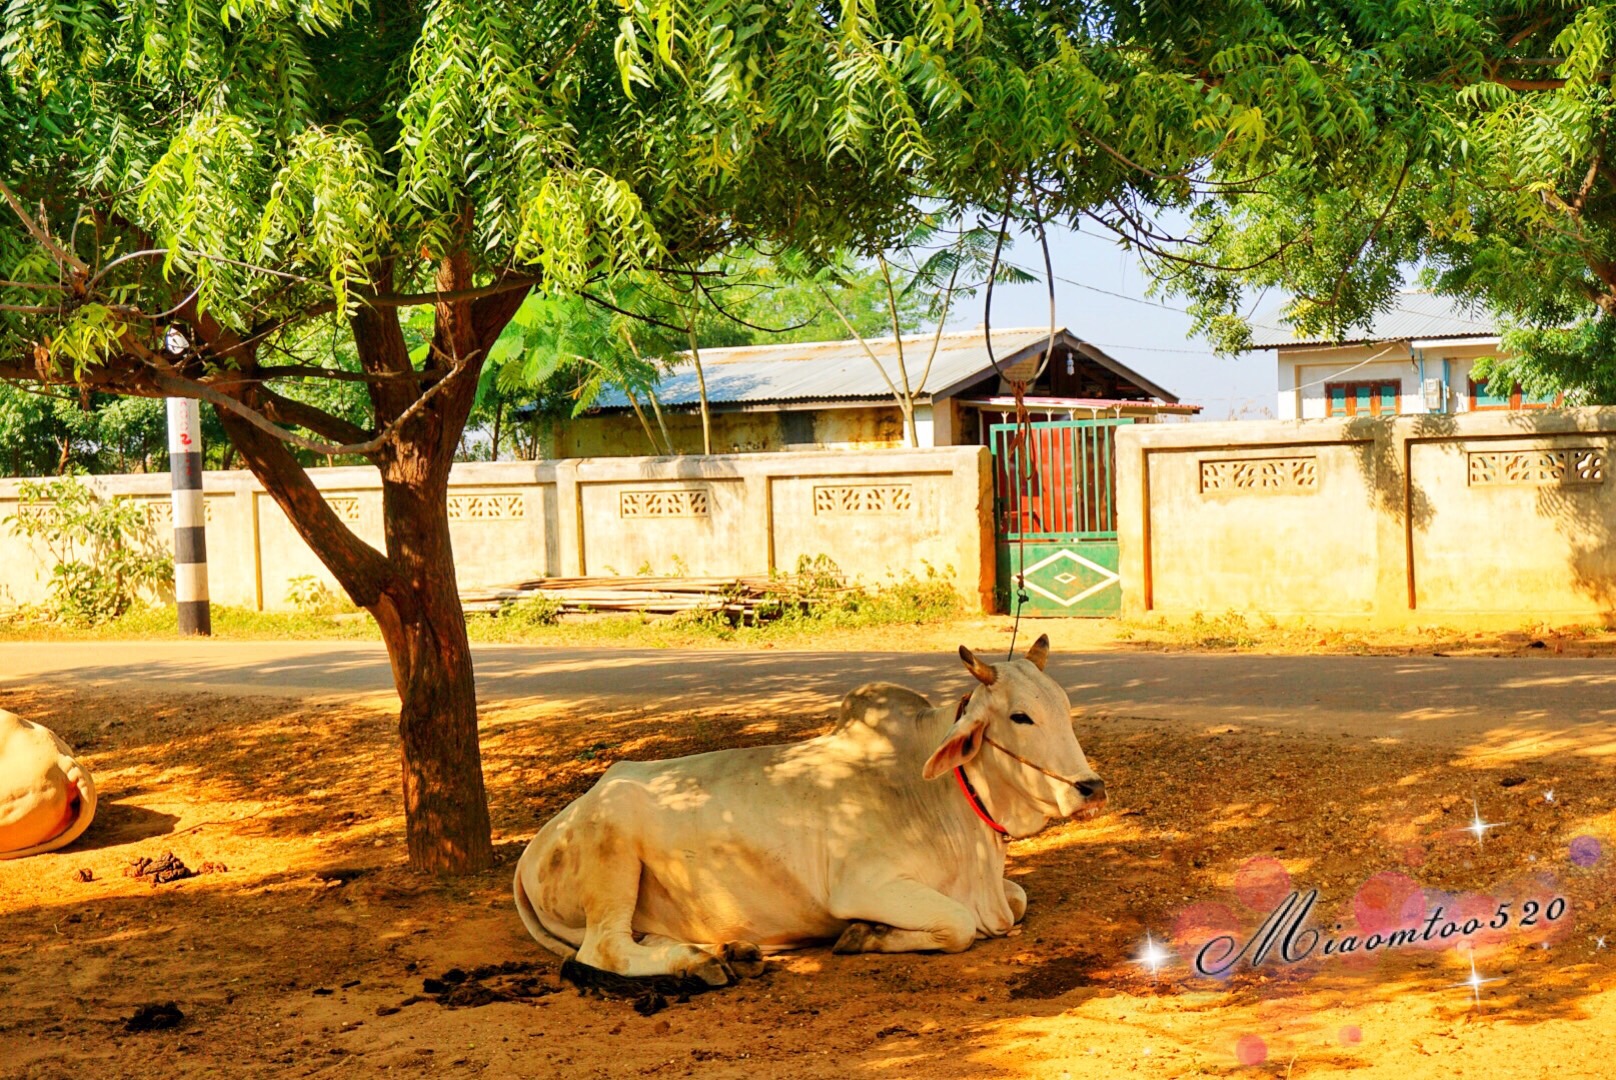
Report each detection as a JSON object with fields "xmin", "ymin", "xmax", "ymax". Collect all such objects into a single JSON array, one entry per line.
[
  {"xmin": 3, "ymin": 472, "xmax": 172, "ymax": 624},
  {"xmin": 1155, "ymin": 3, "xmax": 1616, "ymax": 404},
  {"xmin": 0, "ymin": 384, "xmax": 239, "ymax": 477}
]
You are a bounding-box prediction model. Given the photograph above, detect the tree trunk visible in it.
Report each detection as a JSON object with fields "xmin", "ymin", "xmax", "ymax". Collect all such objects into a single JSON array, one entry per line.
[
  {"xmin": 199, "ymin": 253, "xmax": 530, "ymax": 877},
  {"xmin": 219, "ymin": 398, "xmax": 494, "ymax": 875},
  {"xmin": 623, "ymin": 388, "xmax": 663, "ymax": 454},
  {"xmin": 686, "ymin": 324, "xmax": 712, "ymax": 455},
  {"xmin": 371, "ymin": 472, "xmax": 493, "ymax": 874},
  {"xmin": 646, "ymin": 389, "xmax": 674, "ymax": 453}
]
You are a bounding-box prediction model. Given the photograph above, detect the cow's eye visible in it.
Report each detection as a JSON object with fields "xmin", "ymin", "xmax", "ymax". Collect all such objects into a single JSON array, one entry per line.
[{"xmin": 1010, "ymin": 712, "xmax": 1035, "ymax": 725}]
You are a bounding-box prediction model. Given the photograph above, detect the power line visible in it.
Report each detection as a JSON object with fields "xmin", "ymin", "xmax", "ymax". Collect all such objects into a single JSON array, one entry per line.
[
  {"xmin": 1044, "ymin": 270, "xmax": 1291, "ymax": 334},
  {"xmin": 1083, "ymin": 341, "xmax": 1218, "ymax": 355},
  {"xmin": 1052, "ymin": 274, "xmax": 1189, "ymax": 312}
]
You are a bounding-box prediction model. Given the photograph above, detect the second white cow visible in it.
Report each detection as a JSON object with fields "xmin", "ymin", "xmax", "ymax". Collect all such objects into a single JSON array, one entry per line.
[{"xmin": 513, "ymin": 635, "xmax": 1106, "ymax": 985}]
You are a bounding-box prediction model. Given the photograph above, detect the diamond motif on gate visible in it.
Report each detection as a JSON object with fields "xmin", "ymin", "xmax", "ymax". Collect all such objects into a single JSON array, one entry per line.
[{"xmin": 1021, "ymin": 549, "xmax": 1121, "ymax": 608}]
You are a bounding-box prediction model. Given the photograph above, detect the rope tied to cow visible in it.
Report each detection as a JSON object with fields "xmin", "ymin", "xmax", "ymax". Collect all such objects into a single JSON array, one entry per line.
[{"xmin": 1004, "ymin": 378, "xmax": 1040, "ymax": 658}]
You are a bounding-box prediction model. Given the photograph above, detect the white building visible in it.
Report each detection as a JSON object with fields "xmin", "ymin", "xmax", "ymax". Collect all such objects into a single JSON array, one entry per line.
[{"xmin": 1253, "ymin": 293, "xmax": 1557, "ymax": 420}]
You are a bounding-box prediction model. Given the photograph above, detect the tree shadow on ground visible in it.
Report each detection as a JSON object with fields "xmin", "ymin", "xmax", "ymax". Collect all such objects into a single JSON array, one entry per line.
[
  {"xmin": 70, "ymin": 800, "xmax": 179, "ymax": 852},
  {"xmin": 2, "ymin": 681, "xmax": 1614, "ymax": 1078}
]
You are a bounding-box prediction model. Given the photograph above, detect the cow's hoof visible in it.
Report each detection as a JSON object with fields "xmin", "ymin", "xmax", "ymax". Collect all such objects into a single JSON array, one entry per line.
[
  {"xmin": 720, "ymin": 941, "xmax": 765, "ymax": 978},
  {"xmin": 832, "ymin": 921, "xmax": 888, "ymax": 954},
  {"xmin": 680, "ymin": 950, "xmax": 735, "ymax": 987}
]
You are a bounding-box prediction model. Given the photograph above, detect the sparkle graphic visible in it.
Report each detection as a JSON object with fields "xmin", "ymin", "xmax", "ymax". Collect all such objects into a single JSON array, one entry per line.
[
  {"xmin": 1134, "ymin": 931, "xmax": 1172, "ymax": 978},
  {"xmin": 1448, "ymin": 953, "xmax": 1503, "ymax": 1005},
  {"xmin": 1544, "ymin": 790, "xmax": 1556, "ymax": 803},
  {"xmin": 1596, "ymin": 937, "xmax": 1607, "ymax": 951},
  {"xmin": 1465, "ymin": 798, "xmax": 1507, "ymax": 848}
]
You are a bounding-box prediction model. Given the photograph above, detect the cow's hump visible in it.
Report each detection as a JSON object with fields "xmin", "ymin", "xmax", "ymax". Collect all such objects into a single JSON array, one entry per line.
[{"xmin": 836, "ymin": 683, "xmax": 931, "ymax": 735}]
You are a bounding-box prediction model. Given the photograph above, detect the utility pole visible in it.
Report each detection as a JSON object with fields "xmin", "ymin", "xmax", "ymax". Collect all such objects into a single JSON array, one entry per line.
[{"xmin": 167, "ymin": 397, "xmax": 211, "ymax": 635}]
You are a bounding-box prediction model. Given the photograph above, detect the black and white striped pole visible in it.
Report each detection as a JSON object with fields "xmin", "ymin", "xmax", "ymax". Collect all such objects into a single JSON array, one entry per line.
[{"xmin": 167, "ymin": 396, "xmax": 211, "ymax": 636}]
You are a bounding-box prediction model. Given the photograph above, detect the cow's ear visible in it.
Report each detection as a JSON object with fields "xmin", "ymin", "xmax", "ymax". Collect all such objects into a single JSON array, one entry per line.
[
  {"xmin": 1025, "ymin": 634, "xmax": 1050, "ymax": 671},
  {"xmin": 959, "ymin": 645, "xmax": 996, "ymax": 685},
  {"xmin": 923, "ymin": 709, "xmax": 990, "ymax": 780}
]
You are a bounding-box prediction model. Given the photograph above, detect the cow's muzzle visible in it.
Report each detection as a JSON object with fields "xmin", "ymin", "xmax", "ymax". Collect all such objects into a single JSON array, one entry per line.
[{"xmin": 1072, "ymin": 778, "xmax": 1107, "ymax": 820}]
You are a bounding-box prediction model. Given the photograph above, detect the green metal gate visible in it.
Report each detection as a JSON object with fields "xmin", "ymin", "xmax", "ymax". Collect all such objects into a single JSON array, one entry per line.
[{"xmin": 991, "ymin": 418, "xmax": 1132, "ymax": 616}]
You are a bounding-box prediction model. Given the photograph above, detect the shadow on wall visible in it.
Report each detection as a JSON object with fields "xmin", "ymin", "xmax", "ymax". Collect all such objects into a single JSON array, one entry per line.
[
  {"xmin": 1522, "ymin": 415, "xmax": 1616, "ymax": 623},
  {"xmin": 1343, "ymin": 412, "xmax": 1461, "ymax": 533},
  {"xmin": 1349, "ymin": 409, "xmax": 1616, "ymax": 622}
]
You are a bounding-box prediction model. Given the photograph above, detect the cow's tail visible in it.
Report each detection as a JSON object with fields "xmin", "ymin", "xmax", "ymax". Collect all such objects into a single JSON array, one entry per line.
[
  {"xmin": 512, "ymin": 860, "xmax": 580, "ymax": 962},
  {"xmin": 0, "ymin": 762, "xmax": 97, "ymax": 862}
]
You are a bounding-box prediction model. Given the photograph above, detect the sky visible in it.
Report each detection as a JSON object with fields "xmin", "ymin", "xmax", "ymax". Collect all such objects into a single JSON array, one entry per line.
[{"xmin": 937, "ymin": 222, "xmax": 1280, "ymax": 421}]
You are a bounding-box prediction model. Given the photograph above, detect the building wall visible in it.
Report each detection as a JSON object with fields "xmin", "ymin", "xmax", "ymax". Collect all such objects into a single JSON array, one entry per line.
[
  {"xmin": 1276, "ymin": 343, "xmax": 1503, "ymax": 420},
  {"xmin": 1117, "ymin": 409, "xmax": 1616, "ymax": 626},
  {"xmin": 556, "ymin": 404, "xmax": 916, "ymax": 457},
  {"xmin": 0, "ymin": 448, "xmax": 995, "ymax": 614}
]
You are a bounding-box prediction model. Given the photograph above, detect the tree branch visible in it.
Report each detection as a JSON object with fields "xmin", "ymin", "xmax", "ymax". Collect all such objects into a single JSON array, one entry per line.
[
  {"xmin": 1331, "ymin": 154, "xmax": 1413, "ymax": 307},
  {"xmin": 576, "ymin": 288, "xmax": 688, "ymax": 333},
  {"xmin": 251, "ymin": 385, "xmax": 374, "ymax": 446},
  {"xmin": 0, "ymin": 178, "xmax": 88, "ymax": 276},
  {"xmin": 367, "ymin": 275, "xmax": 539, "ymax": 309}
]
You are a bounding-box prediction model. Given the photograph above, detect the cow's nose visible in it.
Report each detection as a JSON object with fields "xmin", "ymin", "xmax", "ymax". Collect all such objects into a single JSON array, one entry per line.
[{"xmin": 1076, "ymin": 778, "xmax": 1106, "ymax": 801}]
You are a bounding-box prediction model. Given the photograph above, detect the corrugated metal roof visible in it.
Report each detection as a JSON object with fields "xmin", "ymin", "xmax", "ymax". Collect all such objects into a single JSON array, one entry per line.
[
  {"xmin": 591, "ymin": 326, "xmax": 1178, "ymax": 410},
  {"xmin": 1247, "ymin": 292, "xmax": 1497, "ymax": 349}
]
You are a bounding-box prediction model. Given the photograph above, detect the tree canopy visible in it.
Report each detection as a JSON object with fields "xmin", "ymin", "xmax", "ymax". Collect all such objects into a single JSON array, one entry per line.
[
  {"xmin": 0, "ymin": 0, "xmax": 1442, "ymax": 872},
  {"xmin": 1154, "ymin": 2, "xmax": 1616, "ymax": 403}
]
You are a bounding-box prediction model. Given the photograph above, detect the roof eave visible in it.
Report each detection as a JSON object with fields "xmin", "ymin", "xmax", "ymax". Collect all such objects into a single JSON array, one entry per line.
[{"xmin": 927, "ymin": 328, "xmax": 1181, "ymax": 404}]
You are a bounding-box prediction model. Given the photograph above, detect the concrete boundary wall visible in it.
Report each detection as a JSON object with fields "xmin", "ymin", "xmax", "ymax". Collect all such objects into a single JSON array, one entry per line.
[
  {"xmin": 0, "ymin": 447, "xmax": 994, "ymax": 613},
  {"xmin": 1116, "ymin": 409, "xmax": 1616, "ymax": 626}
]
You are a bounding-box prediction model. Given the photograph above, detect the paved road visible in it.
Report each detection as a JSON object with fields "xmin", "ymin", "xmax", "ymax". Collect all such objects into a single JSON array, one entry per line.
[{"xmin": 4, "ymin": 640, "xmax": 1614, "ymax": 749}]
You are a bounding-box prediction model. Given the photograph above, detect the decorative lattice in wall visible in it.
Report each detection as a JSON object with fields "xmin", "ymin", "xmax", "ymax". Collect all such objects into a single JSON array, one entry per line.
[
  {"xmin": 619, "ymin": 489, "xmax": 710, "ymax": 518},
  {"xmin": 1199, "ymin": 457, "xmax": 1319, "ymax": 493},
  {"xmin": 139, "ymin": 497, "xmax": 217, "ymax": 526},
  {"xmin": 323, "ymin": 496, "xmax": 362, "ymax": 523},
  {"xmin": 1467, "ymin": 448, "xmax": 1606, "ymax": 487},
  {"xmin": 447, "ymin": 493, "xmax": 526, "ymax": 520},
  {"xmin": 812, "ymin": 484, "xmax": 914, "ymax": 514}
]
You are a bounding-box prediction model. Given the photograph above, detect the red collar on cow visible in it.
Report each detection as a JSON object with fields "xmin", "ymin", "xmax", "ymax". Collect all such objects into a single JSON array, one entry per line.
[
  {"xmin": 953, "ymin": 763, "xmax": 1010, "ymax": 839},
  {"xmin": 952, "ymin": 694, "xmax": 1010, "ymax": 839}
]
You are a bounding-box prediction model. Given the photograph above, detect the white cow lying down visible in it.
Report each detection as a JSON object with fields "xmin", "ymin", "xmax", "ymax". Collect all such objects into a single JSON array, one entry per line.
[
  {"xmin": 514, "ymin": 635, "xmax": 1106, "ymax": 985},
  {"xmin": 0, "ymin": 710, "xmax": 97, "ymax": 860}
]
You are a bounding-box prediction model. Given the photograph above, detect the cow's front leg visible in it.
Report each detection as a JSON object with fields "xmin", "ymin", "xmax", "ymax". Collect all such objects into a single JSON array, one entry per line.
[
  {"xmin": 828, "ymin": 878, "xmax": 976, "ymax": 954},
  {"xmin": 637, "ymin": 936, "xmax": 767, "ymax": 979},
  {"xmin": 1004, "ymin": 878, "xmax": 1027, "ymax": 923}
]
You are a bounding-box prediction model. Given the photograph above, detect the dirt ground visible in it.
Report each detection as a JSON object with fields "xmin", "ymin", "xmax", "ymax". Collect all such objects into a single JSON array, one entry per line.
[{"xmin": 3, "ymin": 677, "xmax": 1615, "ymax": 1079}]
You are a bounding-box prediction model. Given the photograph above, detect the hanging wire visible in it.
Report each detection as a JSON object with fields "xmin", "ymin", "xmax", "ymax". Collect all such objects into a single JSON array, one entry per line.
[{"xmin": 981, "ymin": 190, "xmax": 1036, "ymax": 657}]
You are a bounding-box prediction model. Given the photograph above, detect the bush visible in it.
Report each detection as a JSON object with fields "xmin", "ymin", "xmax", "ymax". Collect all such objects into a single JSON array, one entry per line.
[
  {"xmin": 496, "ymin": 594, "xmax": 564, "ymax": 629},
  {"xmin": 5, "ymin": 472, "xmax": 172, "ymax": 625},
  {"xmin": 285, "ymin": 575, "xmax": 357, "ymax": 616},
  {"xmin": 748, "ymin": 557, "xmax": 962, "ymax": 630}
]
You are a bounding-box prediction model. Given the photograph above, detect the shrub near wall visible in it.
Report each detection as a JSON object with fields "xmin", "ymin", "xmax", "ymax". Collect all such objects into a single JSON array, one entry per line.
[{"xmin": 4, "ymin": 473, "xmax": 171, "ymax": 625}]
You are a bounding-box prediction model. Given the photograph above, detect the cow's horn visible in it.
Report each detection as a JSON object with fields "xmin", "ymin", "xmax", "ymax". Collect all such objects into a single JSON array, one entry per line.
[
  {"xmin": 959, "ymin": 645, "xmax": 996, "ymax": 685},
  {"xmin": 1025, "ymin": 633, "xmax": 1050, "ymax": 671}
]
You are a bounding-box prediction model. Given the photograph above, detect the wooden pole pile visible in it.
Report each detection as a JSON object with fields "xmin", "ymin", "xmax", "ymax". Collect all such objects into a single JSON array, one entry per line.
[{"xmin": 461, "ymin": 575, "xmax": 849, "ymax": 618}]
